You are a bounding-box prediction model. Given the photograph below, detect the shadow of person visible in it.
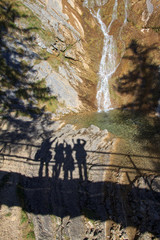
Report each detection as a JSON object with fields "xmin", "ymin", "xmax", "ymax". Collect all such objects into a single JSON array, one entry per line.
[
  {"xmin": 72, "ymin": 139, "xmax": 87, "ymax": 181},
  {"xmin": 35, "ymin": 137, "xmax": 56, "ymax": 178},
  {"xmin": 63, "ymin": 141, "xmax": 74, "ymax": 180},
  {"xmin": 53, "ymin": 141, "xmax": 65, "ymax": 179}
]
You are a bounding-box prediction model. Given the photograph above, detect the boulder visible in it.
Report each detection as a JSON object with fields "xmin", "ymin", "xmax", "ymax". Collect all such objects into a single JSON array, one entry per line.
[
  {"xmin": 45, "ymin": 71, "xmax": 82, "ymax": 110},
  {"xmin": 65, "ymin": 48, "xmax": 77, "ymax": 60}
]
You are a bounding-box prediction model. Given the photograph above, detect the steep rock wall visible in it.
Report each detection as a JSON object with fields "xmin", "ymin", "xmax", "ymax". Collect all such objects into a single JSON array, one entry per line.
[{"xmin": 22, "ymin": 0, "xmax": 98, "ymax": 113}]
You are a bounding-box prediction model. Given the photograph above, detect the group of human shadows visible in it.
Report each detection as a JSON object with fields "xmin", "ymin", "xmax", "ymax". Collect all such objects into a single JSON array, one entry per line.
[{"xmin": 34, "ymin": 137, "xmax": 88, "ymax": 181}]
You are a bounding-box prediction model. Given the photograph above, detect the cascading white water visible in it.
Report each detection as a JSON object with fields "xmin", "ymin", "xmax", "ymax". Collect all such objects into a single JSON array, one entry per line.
[
  {"xmin": 84, "ymin": 0, "xmax": 128, "ymax": 112},
  {"xmin": 95, "ymin": 1, "xmax": 118, "ymax": 111}
]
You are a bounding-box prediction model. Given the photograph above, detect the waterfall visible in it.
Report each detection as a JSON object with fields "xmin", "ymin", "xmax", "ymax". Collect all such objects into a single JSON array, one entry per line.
[
  {"xmin": 84, "ymin": 0, "xmax": 128, "ymax": 112},
  {"xmin": 95, "ymin": 1, "xmax": 118, "ymax": 111}
]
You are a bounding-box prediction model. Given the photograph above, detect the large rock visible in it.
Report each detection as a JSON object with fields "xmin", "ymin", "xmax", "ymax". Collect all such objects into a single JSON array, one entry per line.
[
  {"xmin": 59, "ymin": 63, "xmax": 83, "ymax": 86},
  {"xmin": 46, "ymin": 71, "xmax": 82, "ymax": 111},
  {"xmin": 23, "ymin": 0, "xmax": 80, "ymax": 41},
  {"xmin": 31, "ymin": 61, "xmax": 82, "ymax": 111},
  {"xmin": 32, "ymin": 61, "xmax": 52, "ymax": 80}
]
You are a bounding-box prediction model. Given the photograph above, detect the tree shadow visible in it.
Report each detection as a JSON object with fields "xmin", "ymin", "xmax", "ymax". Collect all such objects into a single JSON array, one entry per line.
[
  {"xmin": 115, "ymin": 39, "xmax": 160, "ymax": 170},
  {"xmin": 0, "ymin": 0, "xmax": 56, "ymax": 119},
  {"xmin": 132, "ymin": 115, "xmax": 160, "ymax": 174},
  {"xmin": 116, "ymin": 39, "xmax": 160, "ymax": 113}
]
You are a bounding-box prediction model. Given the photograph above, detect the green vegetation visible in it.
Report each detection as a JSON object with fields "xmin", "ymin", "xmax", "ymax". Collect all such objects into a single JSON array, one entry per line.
[
  {"xmin": 63, "ymin": 108, "xmax": 157, "ymax": 143},
  {"xmin": 63, "ymin": 109, "xmax": 139, "ymax": 138},
  {"xmin": 5, "ymin": 212, "xmax": 12, "ymax": 217},
  {"xmin": 17, "ymin": 183, "xmax": 35, "ymax": 240},
  {"xmin": 63, "ymin": 234, "xmax": 70, "ymax": 240},
  {"xmin": 26, "ymin": 230, "xmax": 35, "ymax": 239},
  {"xmin": 21, "ymin": 209, "xmax": 28, "ymax": 224},
  {"xmin": 21, "ymin": 212, "xmax": 35, "ymax": 240},
  {"xmin": 48, "ymin": 54, "xmax": 62, "ymax": 71},
  {"xmin": 38, "ymin": 49, "xmax": 51, "ymax": 60},
  {"xmin": 50, "ymin": 215, "xmax": 56, "ymax": 222}
]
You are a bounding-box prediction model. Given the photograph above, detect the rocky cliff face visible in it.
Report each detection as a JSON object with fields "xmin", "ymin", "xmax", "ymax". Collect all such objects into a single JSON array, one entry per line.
[
  {"xmin": 29, "ymin": 0, "xmax": 160, "ymax": 114},
  {"xmin": 21, "ymin": 0, "xmax": 101, "ymax": 114},
  {"xmin": 0, "ymin": 0, "xmax": 99, "ymax": 118},
  {"xmin": 1, "ymin": 0, "xmax": 160, "ymax": 116}
]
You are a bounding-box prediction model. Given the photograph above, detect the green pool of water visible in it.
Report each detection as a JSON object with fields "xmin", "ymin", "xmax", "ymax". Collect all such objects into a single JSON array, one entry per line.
[
  {"xmin": 64, "ymin": 109, "xmax": 159, "ymax": 138},
  {"xmin": 63, "ymin": 109, "xmax": 160, "ymax": 171}
]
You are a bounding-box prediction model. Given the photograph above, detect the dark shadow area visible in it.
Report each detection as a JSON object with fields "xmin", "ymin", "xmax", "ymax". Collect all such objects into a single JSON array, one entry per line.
[
  {"xmin": 116, "ymin": 39, "xmax": 160, "ymax": 113},
  {"xmin": 133, "ymin": 116, "xmax": 160, "ymax": 176},
  {"xmin": 35, "ymin": 137, "xmax": 57, "ymax": 178},
  {"xmin": 53, "ymin": 141, "xmax": 65, "ymax": 179},
  {"xmin": 0, "ymin": 170, "xmax": 160, "ymax": 237},
  {"xmin": 73, "ymin": 139, "xmax": 88, "ymax": 181},
  {"xmin": 0, "ymin": 113, "xmax": 56, "ymax": 145},
  {"xmin": 63, "ymin": 141, "xmax": 75, "ymax": 180}
]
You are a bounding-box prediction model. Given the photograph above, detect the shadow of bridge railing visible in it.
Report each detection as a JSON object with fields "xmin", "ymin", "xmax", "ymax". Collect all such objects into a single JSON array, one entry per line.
[
  {"xmin": 1, "ymin": 139, "xmax": 160, "ymax": 159},
  {"xmin": 1, "ymin": 138, "xmax": 160, "ymax": 175},
  {"xmin": 0, "ymin": 153, "xmax": 160, "ymax": 175}
]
